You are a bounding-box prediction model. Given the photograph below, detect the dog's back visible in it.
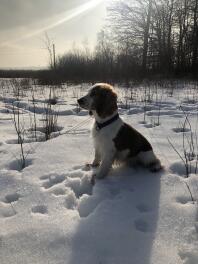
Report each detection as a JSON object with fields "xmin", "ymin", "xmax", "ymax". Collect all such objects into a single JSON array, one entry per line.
[
  {"xmin": 113, "ymin": 122, "xmax": 162, "ymax": 172},
  {"xmin": 113, "ymin": 122, "xmax": 152, "ymax": 157}
]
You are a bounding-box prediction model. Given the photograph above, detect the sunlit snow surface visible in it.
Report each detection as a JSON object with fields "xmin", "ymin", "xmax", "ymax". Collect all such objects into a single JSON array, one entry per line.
[{"xmin": 0, "ymin": 80, "xmax": 198, "ymax": 264}]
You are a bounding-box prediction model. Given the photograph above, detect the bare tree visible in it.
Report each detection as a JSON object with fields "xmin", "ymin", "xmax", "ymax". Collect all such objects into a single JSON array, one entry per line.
[
  {"xmin": 107, "ymin": 0, "xmax": 154, "ymax": 72},
  {"xmin": 191, "ymin": 0, "xmax": 198, "ymax": 74},
  {"xmin": 53, "ymin": 0, "xmax": 198, "ymax": 81},
  {"xmin": 142, "ymin": 0, "xmax": 153, "ymax": 72},
  {"xmin": 43, "ymin": 32, "xmax": 56, "ymax": 69}
]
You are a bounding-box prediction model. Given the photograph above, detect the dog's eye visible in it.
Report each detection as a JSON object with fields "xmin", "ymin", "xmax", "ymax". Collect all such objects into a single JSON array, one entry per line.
[{"xmin": 90, "ymin": 90, "xmax": 97, "ymax": 97}]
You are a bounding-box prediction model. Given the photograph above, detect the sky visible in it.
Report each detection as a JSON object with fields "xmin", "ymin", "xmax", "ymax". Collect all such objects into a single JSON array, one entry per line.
[{"xmin": 0, "ymin": 0, "xmax": 108, "ymax": 69}]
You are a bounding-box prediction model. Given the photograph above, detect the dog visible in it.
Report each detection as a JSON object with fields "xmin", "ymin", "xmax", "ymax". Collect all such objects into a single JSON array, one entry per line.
[{"xmin": 78, "ymin": 83, "xmax": 162, "ymax": 181}]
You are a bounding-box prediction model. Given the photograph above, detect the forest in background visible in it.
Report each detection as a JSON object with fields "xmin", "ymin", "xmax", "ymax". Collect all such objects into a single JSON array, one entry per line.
[{"xmin": 0, "ymin": 0, "xmax": 198, "ymax": 82}]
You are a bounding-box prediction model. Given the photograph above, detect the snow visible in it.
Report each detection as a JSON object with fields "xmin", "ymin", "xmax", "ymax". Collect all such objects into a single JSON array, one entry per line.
[{"xmin": 0, "ymin": 80, "xmax": 198, "ymax": 264}]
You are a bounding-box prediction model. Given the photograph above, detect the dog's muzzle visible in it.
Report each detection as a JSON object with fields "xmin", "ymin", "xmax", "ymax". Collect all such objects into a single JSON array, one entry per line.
[
  {"xmin": 77, "ymin": 97, "xmax": 85, "ymax": 106},
  {"xmin": 77, "ymin": 96, "xmax": 90, "ymax": 110}
]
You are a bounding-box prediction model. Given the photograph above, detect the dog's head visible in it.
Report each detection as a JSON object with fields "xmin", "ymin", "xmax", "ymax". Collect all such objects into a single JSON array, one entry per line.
[{"xmin": 78, "ymin": 83, "xmax": 117, "ymax": 118}]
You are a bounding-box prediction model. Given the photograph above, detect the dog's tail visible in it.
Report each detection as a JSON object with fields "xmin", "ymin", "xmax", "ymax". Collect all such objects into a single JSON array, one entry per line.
[
  {"xmin": 149, "ymin": 158, "xmax": 162, "ymax": 172},
  {"xmin": 138, "ymin": 150, "xmax": 162, "ymax": 172}
]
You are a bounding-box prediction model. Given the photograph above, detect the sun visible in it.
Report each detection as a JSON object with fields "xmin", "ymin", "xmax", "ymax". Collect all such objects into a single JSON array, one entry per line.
[
  {"xmin": 1, "ymin": 0, "xmax": 106, "ymax": 47},
  {"xmin": 40, "ymin": 0, "xmax": 106, "ymax": 33}
]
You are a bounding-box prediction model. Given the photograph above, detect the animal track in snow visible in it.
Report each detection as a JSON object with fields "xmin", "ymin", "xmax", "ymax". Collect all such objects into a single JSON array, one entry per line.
[
  {"xmin": 77, "ymin": 194, "xmax": 103, "ymax": 218},
  {"xmin": 51, "ymin": 187, "xmax": 66, "ymax": 196},
  {"xmin": 143, "ymin": 123, "xmax": 153, "ymax": 128},
  {"xmin": 39, "ymin": 169, "xmax": 94, "ymax": 215},
  {"xmin": 8, "ymin": 159, "xmax": 33, "ymax": 171},
  {"xmin": 31, "ymin": 205, "xmax": 48, "ymax": 215},
  {"xmin": 172, "ymin": 113, "xmax": 184, "ymax": 118},
  {"xmin": 71, "ymin": 164, "xmax": 91, "ymax": 172},
  {"xmin": 172, "ymin": 127, "xmax": 190, "ymax": 133},
  {"xmin": 40, "ymin": 174, "xmax": 66, "ymax": 189},
  {"xmin": 195, "ymin": 222, "xmax": 198, "ymax": 233},
  {"xmin": 77, "ymin": 181, "xmax": 121, "ymax": 218},
  {"xmin": 40, "ymin": 174, "xmax": 50, "ymax": 180},
  {"xmin": 169, "ymin": 161, "xmax": 196, "ymax": 176},
  {"xmin": 64, "ymin": 190, "xmax": 78, "ymax": 210},
  {"xmin": 176, "ymin": 196, "xmax": 193, "ymax": 205},
  {"xmin": 0, "ymin": 207, "xmax": 17, "ymax": 218},
  {"xmin": 178, "ymin": 249, "xmax": 198, "ymax": 263},
  {"xmin": 3, "ymin": 192, "xmax": 21, "ymax": 203},
  {"xmin": 136, "ymin": 203, "xmax": 152, "ymax": 213},
  {"xmin": 65, "ymin": 174, "xmax": 93, "ymax": 198},
  {"xmin": 134, "ymin": 219, "xmax": 150, "ymax": 233},
  {"xmin": 0, "ymin": 192, "xmax": 20, "ymax": 217}
]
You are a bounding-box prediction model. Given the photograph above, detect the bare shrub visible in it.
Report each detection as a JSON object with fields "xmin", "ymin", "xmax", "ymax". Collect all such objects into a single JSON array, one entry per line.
[
  {"xmin": 10, "ymin": 80, "xmax": 26, "ymax": 169},
  {"xmin": 29, "ymin": 84, "xmax": 38, "ymax": 141},
  {"xmin": 42, "ymin": 86, "xmax": 60, "ymax": 140},
  {"xmin": 168, "ymin": 107, "xmax": 198, "ymax": 178}
]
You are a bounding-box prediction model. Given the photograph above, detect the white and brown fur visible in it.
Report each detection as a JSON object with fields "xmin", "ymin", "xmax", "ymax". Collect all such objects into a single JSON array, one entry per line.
[{"xmin": 78, "ymin": 83, "xmax": 162, "ymax": 180}]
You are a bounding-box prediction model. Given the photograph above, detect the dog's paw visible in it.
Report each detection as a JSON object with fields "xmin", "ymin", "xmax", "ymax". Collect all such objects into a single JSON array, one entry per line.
[
  {"xmin": 90, "ymin": 172, "xmax": 106, "ymax": 185},
  {"xmin": 85, "ymin": 162, "xmax": 100, "ymax": 169},
  {"xmin": 90, "ymin": 174, "xmax": 96, "ymax": 185},
  {"xmin": 95, "ymin": 171, "xmax": 107, "ymax": 180},
  {"xmin": 149, "ymin": 160, "xmax": 163, "ymax": 172},
  {"xmin": 91, "ymin": 161, "xmax": 100, "ymax": 167},
  {"xmin": 84, "ymin": 163, "xmax": 93, "ymax": 171}
]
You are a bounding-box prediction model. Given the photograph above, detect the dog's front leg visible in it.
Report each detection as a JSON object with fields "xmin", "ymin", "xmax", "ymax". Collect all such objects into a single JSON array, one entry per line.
[
  {"xmin": 95, "ymin": 152, "xmax": 115, "ymax": 179},
  {"xmin": 92, "ymin": 148, "xmax": 101, "ymax": 167}
]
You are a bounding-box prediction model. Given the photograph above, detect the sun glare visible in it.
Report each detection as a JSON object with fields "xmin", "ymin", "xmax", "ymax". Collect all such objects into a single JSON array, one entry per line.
[{"xmin": 1, "ymin": 0, "xmax": 105, "ymax": 46}]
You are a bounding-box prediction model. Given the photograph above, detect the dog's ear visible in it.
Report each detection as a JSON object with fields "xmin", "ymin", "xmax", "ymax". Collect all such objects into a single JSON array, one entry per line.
[{"xmin": 94, "ymin": 88, "xmax": 117, "ymax": 118}]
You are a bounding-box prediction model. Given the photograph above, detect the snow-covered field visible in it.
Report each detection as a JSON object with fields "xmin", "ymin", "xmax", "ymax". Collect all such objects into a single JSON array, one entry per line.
[{"xmin": 0, "ymin": 79, "xmax": 198, "ymax": 264}]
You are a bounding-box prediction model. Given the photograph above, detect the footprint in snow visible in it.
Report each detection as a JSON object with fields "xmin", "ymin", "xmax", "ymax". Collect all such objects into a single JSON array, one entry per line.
[
  {"xmin": 172, "ymin": 127, "xmax": 190, "ymax": 133},
  {"xmin": 51, "ymin": 187, "xmax": 66, "ymax": 196},
  {"xmin": 31, "ymin": 205, "xmax": 48, "ymax": 215},
  {"xmin": 77, "ymin": 181, "xmax": 122, "ymax": 218},
  {"xmin": 144, "ymin": 123, "xmax": 153, "ymax": 128},
  {"xmin": 40, "ymin": 174, "xmax": 66, "ymax": 189},
  {"xmin": 195, "ymin": 222, "xmax": 198, "ymax": 233},
  {"xmin": 178, "ymin": 249, "xmax": 198, "ymax": 263},
  {"xmin": 71, "ymin": 164, "xmax": 92, "ymax": 172},
  {"xmin": 176, "ymin": 196, "xmax": 194, "ymax": 205},
  {"xmin": 3, "ymin": 192, "xmax": 21, "ymax": 204},
  {"xmin": 134, "ymin": 219, "xmax": 151, "ymax": 233},
  {"xmin": 0, "ymin": 207, "xmax": 17, "ymax": 218},
  {"xmin": 40, "ymin": 174, "xmax": 51, "ymax": 180},
  {"xmin": 64, "ymin": 190, "xmax": 78, "ymax": 210},
  {"xmin": 0, "ymin": 192, "xmax": 20, "ymax": 218},
  {"xmin": 136, "ymin": 203, "xmax": 152, "ymax": 213},
  {"xmin": 65, "ymin": 174, "xmax": 93, "ymax": 198},
  {"xmin": 39, "ymin": 169, "xmax": 94, "ymax": 216}
]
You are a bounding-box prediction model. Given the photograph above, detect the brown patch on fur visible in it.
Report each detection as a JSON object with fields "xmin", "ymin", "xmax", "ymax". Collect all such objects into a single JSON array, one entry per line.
[
  {"xmin": 113, "ymin": 123, "xmax": 152, "ymax": 157},
  {"xmin": 91, "ymin": 83, "xmax": 117, "ymax": 118}
]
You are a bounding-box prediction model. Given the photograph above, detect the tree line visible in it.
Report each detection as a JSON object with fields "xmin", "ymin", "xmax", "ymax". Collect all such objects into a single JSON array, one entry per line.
[
  {"xmin": 1, "ymin": 0, "xmax": 197, "ymax": 82},
  {"xmin": 108, "ymin": 0, "xmax": 198, "ymax": 74},
  {"xmin": 54, "ymin": 0, "xmax": 198, "ymax": 82}
]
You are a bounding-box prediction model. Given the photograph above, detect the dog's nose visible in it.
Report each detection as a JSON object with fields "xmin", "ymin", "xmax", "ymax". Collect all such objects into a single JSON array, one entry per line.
[{"xmin": 77, "ymin": 98, "xmax": 84, "ymax": 105}]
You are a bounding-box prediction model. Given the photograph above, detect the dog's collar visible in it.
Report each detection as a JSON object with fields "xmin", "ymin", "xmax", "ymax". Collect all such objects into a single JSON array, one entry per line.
[{"xmin": 95, "ymin": 113, "xmax": 119, "ymax": 130}]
